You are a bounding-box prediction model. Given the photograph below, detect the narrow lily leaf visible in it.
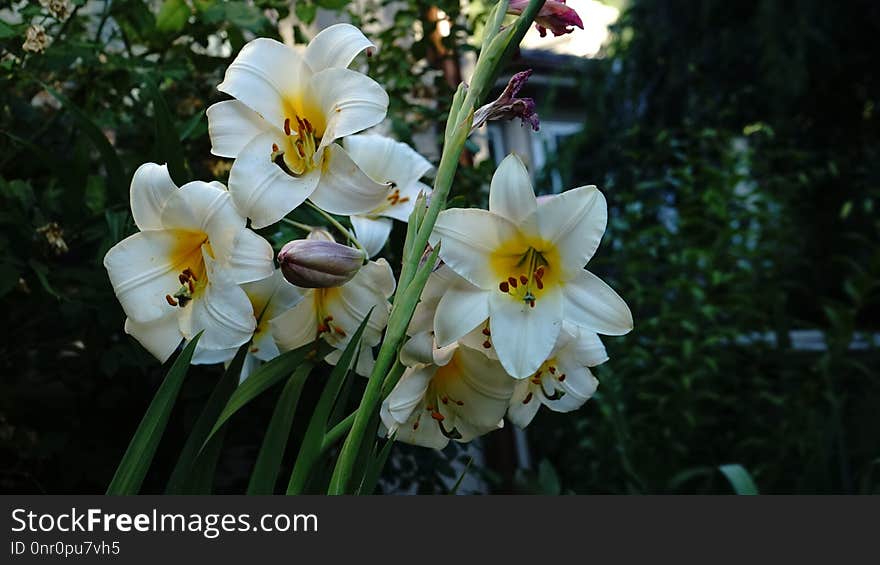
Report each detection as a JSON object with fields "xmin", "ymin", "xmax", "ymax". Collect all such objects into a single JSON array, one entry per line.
[
  {"xmin": 247, "ymin": 362, "xmax": 314, "ymax": 495},
  {"xmin": 42, "ymin": 84, "xmax": 126, "ymax": 197},
  {"xmin": 203, "ymin": 342, "xmax": 325, "ymax": 449},
  {"xmin": 286, "ymin": 312, "xmax": 373, "ymax": 494},
  {"xmin": 181, "ymin": 427, "xmax": 227, "ymax": 494},
  {"xmin": 358, "ymin": 436, "xmax": 395, "ymax": 495},
  {"xmin": 719, "ymin": 464, "xmax": 760, "ymax": 495},
  {"xmin": 143, "ymin": 74, "xmax": 188, "ymax": 183},
  {"xmin": 449, "ymin": 456, "xmax": 474, "ymax": 495},
  {"xmin": 106, "ymin": 333, "xmax": 201, "ymax": 495},
  {"xmin": 165, "ymin": 344, "xmax": 247, "ymax": 494}
]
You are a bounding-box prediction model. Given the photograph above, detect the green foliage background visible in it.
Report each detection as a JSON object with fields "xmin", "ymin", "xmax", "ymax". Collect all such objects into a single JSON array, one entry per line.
[{"xmin": 0, "ymin": 0, "xmax": 877, "ymax": 493}]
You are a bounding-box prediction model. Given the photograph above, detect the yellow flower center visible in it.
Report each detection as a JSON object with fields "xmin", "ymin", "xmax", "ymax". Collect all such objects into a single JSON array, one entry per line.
[
  {"xmin": 164, "ymin": 231, "xmax": 211, "ymax": 309},
  {"xmin": 409, "ymin": 357, "xmax": 467, "ymax": 439},
  {"xmin": 490, "ymin": 237, "xmax": 560, "ymax": 307},
  {"xmin": 313, "ymin": 288, "xmax": 348, "ymax": 340},
  {"xmin": 273, "ymin": 93, "xmax": 328, "ymax": 177}
]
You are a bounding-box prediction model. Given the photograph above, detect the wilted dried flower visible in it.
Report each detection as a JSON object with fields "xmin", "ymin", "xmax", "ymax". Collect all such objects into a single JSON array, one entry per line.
[
  {"xmin": 37, "ymin": 222, "xmax": 68, "ymax": 255},
  {"xmin": 508, "ymin": 0, "xmax": 584, "ymax": 38},
  {"xmin": 22, "ymin": 25, "xmax": 51, "ymax": 54},
  {"xmin": 40, "ymin": 0, "xmax": 72, "ymax": 19},
  {"xmin": 472, "ymin": 69, "xmax": 539, "ymax": 132}
]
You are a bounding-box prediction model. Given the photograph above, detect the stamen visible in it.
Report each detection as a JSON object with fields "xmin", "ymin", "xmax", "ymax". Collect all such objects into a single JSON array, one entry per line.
[
  {"xmin": 482, "ymin": 340, "xmax": 492, "ymax": 349},
  {"xmin": 499, "ymin": 281, "xmax": 509, "ymax": 293},
  {"xmin": 558, "ymin": 373, "xmax": 566, "ymax": 382},
  {"xmin": 482, "ymin": 327, "xmax": 491, "ymax": 336},
  {"xmin": 519, "ymin": 275, "xmax": 528, "ymax": 285},
  {"xmin": 284, "ymin": 118, "xmax": 291, "ymax": 135},
  {"xmin": 523, "ymin": 392, "xmax": 533, "ymax": 404},
  {"xmin": 508, "ymin": 277, "xmax": 518, "ymax": 288},
  {"xmin": 430, "ymin": 411, "xmax": 445, "ymax": 422},
  {"xmin": 165, "ymin": 294, "xmax": 178, "ymax": 306}
]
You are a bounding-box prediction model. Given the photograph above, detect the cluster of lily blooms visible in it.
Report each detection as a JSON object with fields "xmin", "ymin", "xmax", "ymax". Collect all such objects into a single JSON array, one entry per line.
[{"xmin": 105, "ymin": 15, "xmax": 632, "ymax": 449}]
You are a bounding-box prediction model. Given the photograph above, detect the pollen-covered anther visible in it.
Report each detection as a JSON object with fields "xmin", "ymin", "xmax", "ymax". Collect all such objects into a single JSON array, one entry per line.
[
  {"xmin": 508, "ymin": 276, "xmax": 518, "ymax": 288},
  {"xmin": 165, "ymin": 294, "xmax": 178, "ymax": 306},
  {"xmin": 499, "ymin": 281, "xmax": 510, "ymax": 293},
  {"xmin": 482, "ymin": 327, "xmax": 491, "ymax": 336},
  {"xmin": 558, "ymin": 373, "xmax": 566, "ymax": 382},
  {"xmin": 430, "ymin": 411, "xmax": 445, "ymax": 422},
  {"xmin": 482, "ymin": 340, "xmax": 492, "ymax": 349},
  {"xmin": 283, "ymin": 118, "xmax": 291, "ymax": 135},
  {"xmin": 523, "ymin": 392, "xmax": 533, "ymax": 404}
]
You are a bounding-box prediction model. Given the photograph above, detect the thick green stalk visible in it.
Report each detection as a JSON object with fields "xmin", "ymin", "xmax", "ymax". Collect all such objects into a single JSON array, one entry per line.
[{"xmin": 327, "ymin": 0, "xmax": 549, "ymax": 494}]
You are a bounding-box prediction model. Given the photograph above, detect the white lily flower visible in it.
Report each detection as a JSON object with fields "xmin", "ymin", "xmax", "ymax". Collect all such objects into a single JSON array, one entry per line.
[
  {"xmin": 271, "ymin": 257, "xmax": 395, "ymax": 376},
  {"xmin": 507, "ymin": 322, "xmax": 608, "ymax": 428},
  {"xmin": 191, "ymin": 269, "xmax": 304, "ymax": 369},
  {"xmin": 342, "ymin": 134, "xmax": 433, "ymax": 257},
  {"xmin": 206, "ymin": 24, "xmax": 392, "ymax": 228},
  {"xmin": 429, "ymin": 153, "xmax": 633, "ymax": 378},
  {"xmin": 104, "ymin": 163, "xmax": 275, "ymax": 362},
  {"xmin": 381, "ymin": 336, "xmax": 515, "ymax": 449}
]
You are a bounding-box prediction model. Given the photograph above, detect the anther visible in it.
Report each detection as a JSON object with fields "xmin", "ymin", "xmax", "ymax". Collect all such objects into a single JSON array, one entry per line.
[
  {"xmin": 283, "ymin": 118, "xmax": 291, "ymax": 136},
  {"xmin": 536, "ymin": 279, "xmax": 544, "ymax": 290},
  {"xmin": 508, "ymin": 277, "xmax": 518, "ymax": 288},
  {"xmin": 334, "ymin": 327, "xmax": 347, "ymax": 337},
  {"xmin": 523, "ymin": 392, "xmax": 533, "ymax": 404},
  {"xmin": 558, "ymin": 373, "xmax": 566, "ymax": 382},
  {"xmin": 441, "ymin": 396, "xmax": 449, "ymax": 405},
  {"xmin": 482, "ymin": 340, "xmax": 491, "ymax": 349},
  {"xmin": 548, "ymin": 366, "xmax": 556, "ymax": 374},
  {"xmin": 272, "ymin": 143, "xmax": 279, "ymax": 153},
  {"xmin": 179, "ymin": 274, "xmax": 188, "ymax": 285},
  {"xmin": 519, "ymin": 275, "xmax": 528, "ymax": 285},
  {"xmin": 499, "ymin": 281, "xmax": 509, "ymax": 293},
  {"xmin": 430, "ymin": 411, "xmax": 445, "ymax": 422},
  {"xmin": 482, "ymin": 327, "xmax": 491, "ymax": 336},
  {"xmin": 165, "ymin": 294, "xmax": 178, "ymax": 306}
]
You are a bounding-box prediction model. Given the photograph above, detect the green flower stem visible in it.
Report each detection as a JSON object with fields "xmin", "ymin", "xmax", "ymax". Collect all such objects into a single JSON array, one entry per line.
[
  {"xmin": 328, "ymin": 0, "xmax": 548, "ymax": 494},
  {"xmin": 304, "ymin": 200, "xmax": 368, "ymax": 256},
  {"xmin": 280, "ymin": 218, "xmax": 315, "ymax": 233}
]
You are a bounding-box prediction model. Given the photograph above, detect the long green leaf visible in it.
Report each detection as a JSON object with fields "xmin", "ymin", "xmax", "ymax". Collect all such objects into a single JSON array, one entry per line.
[
  {"xmin": 357, "ymin": 436, "xmax": 395, "ymax": 495},
  {"xmin": 106, "ymin": 334, "xmax": 201, "ymax": 495},
  {"xmin": 719, "ymin": 464, "xmax": 760, "ymax": 495},
  {"xmin": 247, "ymin": 362, "xmax": 314, "ymax": 495},
  {"xmin": 181, "ymin": 427, "xmax": 227, "ymax": 494},
  {"xmin": 165, "ymin": 344, "xmax": 247, "ymax": 494},
  {"xmin": 286, "ymin": 313, "xmax": 373, "ymax": 494},
  {"xmin": 203, "ymin": 342, "xmax": 324, "ymax": 449},
  {"xmin": 42, "ymin": 84, "xmax": 126, "ymax": 198}
]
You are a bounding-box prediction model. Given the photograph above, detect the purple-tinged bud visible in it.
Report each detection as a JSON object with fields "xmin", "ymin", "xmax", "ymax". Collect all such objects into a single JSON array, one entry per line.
[
  {"xmin": 472, "ymin": 69, "xmax": 540, "ymax": 132},
  {"xmin": 508, "ymin": 0, "xmax": 584, "ymax": 38},
  {"xmin": 278, "ymin": 239, "xmax": 365, "ymax": 288}
]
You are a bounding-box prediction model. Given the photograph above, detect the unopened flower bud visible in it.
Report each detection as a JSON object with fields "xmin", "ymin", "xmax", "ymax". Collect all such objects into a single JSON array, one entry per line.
[
  {"xmin": 508, "ymin": 0, "xmax": 584, "ymax": 38},
  {"xmin": 472, "ymin": 69, "xmax": 540, "ymax": 132},
  {"xmin": 278, "ymin": 239, "xmax": 364, "ymax": 288}
]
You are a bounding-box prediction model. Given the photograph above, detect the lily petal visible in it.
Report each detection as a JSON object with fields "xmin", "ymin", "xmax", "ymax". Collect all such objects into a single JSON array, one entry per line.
[
  {"xmin": 228, "ymin": 131, "xmax": 321, "ymax": 228},
  {"xmin": 489, "ymin": 154, "xmax": 537, "ymax": 224},
  {"xmin": 433, "ymin": 285, "xmax": 489, "ymax": 347},
  {"xmin": 507, "ymin": 381, "xmax": 542, "ymax": 428},
  {"xmin": 179, "ymin": 256, "xmax": 256, "ymax": 351},
  {"xmin": 218, "ymin": 38, "xmax": 308, "ymax": 131},
  {"xmin": 400, "ymin": 330, "xmax": 436, "ymax": 366},
  {"xmin": 311, "ymin": 68, "xmax": 388, "ymax": 147},
  {"xmin": 351, "ymin": 215, "xmax": 393, "ymax": 258},
  {"xmin": 130, "ymin": 162, "xmax": 178, "ymax": 232},
  {"xmin": 310, "ymin": 143, "xmax": 391, "ymax": 216},
  {"xmin": 304, "ymin": 23, "xmax": 375, "ymax": 73},
  {"xmin": 533, "ymin": 185, "xmax": 607, "ymax": 278},
  {"xmin": 207, "ymin": 100, "xmax": 272, "ymax": 158},
  {"xmin": 343, "ymin": 134, "xmax": 433, "ymax": 197},
  {"xmin": 160, "ymin": 180, "xmax": 245, "ymax": 261},
  {"xmin": 271, "ymin": 292, "xmax": 319, "ymax": 352},
  {"xmin": 225, "ymin": 228, "xmax": 275, "ymax": 285},
  {"xmin": 563, "ymin": 269, "xmax": 633, "ymax": 335},
  {"xmin": 124, "ymin": 313, "xmax": 182, "ymax": 363},
  {"xmin": 489, "ymin": 286, "xmax": 563, "ymax": 378},
  {"xmin": 431, "ymin": 209, "xmax": 521, "ymax": 289},
  {"xmin": 443, "ymin": 345, "xmax": 516, "ymax": 429}
]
